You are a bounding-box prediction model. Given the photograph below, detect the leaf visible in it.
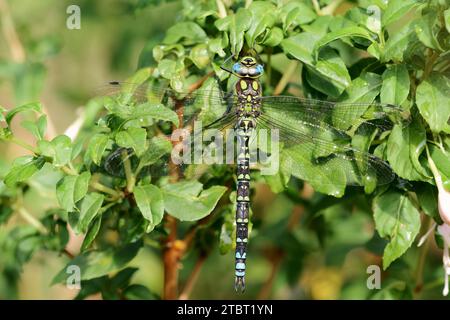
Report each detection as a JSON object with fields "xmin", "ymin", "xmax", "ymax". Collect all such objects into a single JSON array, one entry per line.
[
  {"xmin": 134, "ymin": 103, "xmax": 179, "ymax": 127},
  {"xmin": 245, "ymin": 2, "xmax": 277, "ymax": 46},
  {"xmin": 314, "ymin": 26, "xmax": 374, "ymax": 60},
  {"xmin": 116, "ymin": 127, "xmax": 147, "ymax": 157},
  {"xmin": 189, "ymin": 44, "xmax": 210, "ymax": 69},
  {"xmin": 74, "ymin": 193, "xmax": 104, "ymax": 234},
  {"xmin": 373, "ymin": 191, "xmax": 420, "ymax": 269},
  {"xmin": 163, "ymin": 22, "xmax": 207, "ymax": 45},
  {"xmin": 380, "ymin": 64, "xmax": 410, "ymax": 105},
  {"xmin": 382, "ymin": 0, "xmax": 419, "ymax": 27},
  {"xmin": 139, "ymin": 136, "xmax": 172, "ymax": 167},
  {"xmin": 383, "ymin": 20, "xmax": 417, "ymax": 63},
  {"xmin": 52, "ymin": 241, "xmax": 142, "ymax": 284},
  {"xmin": 262, "ymin": 27, "xmax": 283, "ymax": 47},
  {"xmin": 21, "ymin": 115, "xmax": 47, "ymax": 140},
  {"xmin": 162, "ymin": 181, "xmax": 227, "ymax": 221},
  {"xmin": 416, "ymin": 183, "xmax": 438, "ymax": 219},
  {"xmin": 280, "ymin": 2, "xmax": 316, "ymax": 32},
  {"xmin": 445, "ymin": 8, "xmax": 450, "ymax": 33},
  {"xmin": 38, "ymin": 135, "xmax": 72, "ymax": 166},
  {"xmin": 56, "ymin": 172, "xmax": 91, "ymax": 211},
  {"xmin": 387, "ymin": 121, "xmax": 427, "ymax": 181},
  {"xmin": 339, "ymin": 72, "xmax": 381, "ymax": 104},
  {"xmin": 416, "ymin": 73, "xmax": 450, "ymax": 133},
  {"xmin": 215, "ymin": 8, "xmax": 252, "ymax": 56},
  {"xmin": 281, "ymin": 32, "xmax": 322, "ymax": 65},
  {"xmin": 415, "ymin": 13, "xmax": 442, "ymax": 51},
  {"xmin": 123, "ymin": 284, "xmax": 158, "ymax": 300},
  {"xmin": 80, "ymin": 216, "xmax": 102, "ymax": 252},
  {"xmin": 133, "ymin": 184, "xmax": 164, "ymax": 233},
  {"xmin": 5, "ymin": 102, "xmax": 42, "ymax": 126},
  {"xmin": 4, "ymin": 156, "xmax": 45, "ymax": 187},
  {"xmin": 305, "ymin": 48, "xmax": 351, "ymax": 98},
  {"xmin": 86, "ymin": 134, "xmax": 109, "ymax": 165}
]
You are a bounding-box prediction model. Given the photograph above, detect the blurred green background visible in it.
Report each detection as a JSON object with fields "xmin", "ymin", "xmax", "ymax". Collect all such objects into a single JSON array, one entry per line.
[{"xmin": 0, "ymin": 0, "xmax": 446, "ymax": 299}]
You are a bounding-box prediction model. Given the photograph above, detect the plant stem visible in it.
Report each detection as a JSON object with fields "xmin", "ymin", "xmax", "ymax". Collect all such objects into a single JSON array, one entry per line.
[
  {"xmin": 274, "ymin": 60, "xmax": 298, "ymax": 95},
  {"xmin": 121, "ymin": 149, "xmax": 135, "ymax": 193},
  {"xmin": 179, "ymin": 253, "xmax": 208, "ymax": 300},
  {"xmin": 90, "ymin": 181, "xmax": 124, "ymax": 198},
  {"xmin": 9, "ymin": 137, "xmax": 38, "ymax": 154},
  {"xmin": 18, "ymin": 207, "xmax": 48, "ymax": 234},
  {"xmin": 414, "ymin": 214, "xmax": 432, "ymax": 297},
  {"xmin": 163, "ymin": 215, "xmax": 180, "ymax": 300}
]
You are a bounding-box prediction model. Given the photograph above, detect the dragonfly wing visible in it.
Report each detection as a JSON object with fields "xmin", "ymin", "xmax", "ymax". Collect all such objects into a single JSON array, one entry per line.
[
  {"xmin": 256, "ymin": 112, "xmax": 396, "ymax": 191},
  {"xmin": 260, "ymin": 96, "xmax": 409, "ymax": 135}
]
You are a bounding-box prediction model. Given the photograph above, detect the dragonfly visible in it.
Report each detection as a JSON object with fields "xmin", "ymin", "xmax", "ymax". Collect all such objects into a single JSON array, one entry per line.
[{"xmin": 97, "ymin": 53, "xmax": 408, "ymax": 292}]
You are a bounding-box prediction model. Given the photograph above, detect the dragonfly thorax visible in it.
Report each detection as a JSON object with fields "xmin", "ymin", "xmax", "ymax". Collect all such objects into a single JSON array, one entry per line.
[{"xmin": 236, "ymin": 78, "xmax": 262, "ymax": 118}]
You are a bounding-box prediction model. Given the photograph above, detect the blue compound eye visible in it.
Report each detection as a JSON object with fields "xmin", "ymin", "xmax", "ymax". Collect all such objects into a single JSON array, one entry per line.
[
  {"xmin": 256, "ymin": 64, "xmax": 264, "ymax": 75},
  {"xmin": 232, "ymin": 63, "xmax": 241, "ymax": 73}
]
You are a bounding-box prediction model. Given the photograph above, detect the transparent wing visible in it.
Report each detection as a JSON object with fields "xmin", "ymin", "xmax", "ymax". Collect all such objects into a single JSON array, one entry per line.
[
  {"xmin": 256, "ymin": 109, "xmax": 396, "ymax": 187},
  {"xmin": 260, "ymin": 96, "xmax": 410, "ymax": 135}
]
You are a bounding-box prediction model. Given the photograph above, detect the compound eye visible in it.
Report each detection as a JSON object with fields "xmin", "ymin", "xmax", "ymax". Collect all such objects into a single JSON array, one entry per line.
[{"xmin": 232, "ymin": 63, "xmax": 241, "ymax": 74}]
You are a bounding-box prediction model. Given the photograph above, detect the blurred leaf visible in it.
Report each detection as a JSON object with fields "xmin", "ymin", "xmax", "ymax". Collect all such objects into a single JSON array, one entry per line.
[
  {"xmin": 74, "ymin": 193, "xmax": 104, "ymax": 234},
  {"xmin": 163, "ymin": 181, "xmax": 226, "ymax": 221},
  {"xmin": 4, "ymin": 156, "xmax": 45, "ymax": 187},
  {"xmin": 80, "ymin": 216, "xmax": 102, "ymax": 252},
  {"xmin": 373, "ymin": 191, "xmax": 420, "ymax": 269},
  {"xmin": 5, "ymin": 102, "xmax": 42, "ymax": 126},
  {"xmin": 190, "ymin": 44, "xmax": 210, "ymax": 69},
  {"xmin": 21, "ymin": 115, "xmax": 47, "ymax": 140},
  {"xmin": 415, "ymin": 12, "xmax": 443, "ymax": 51},
  {"xmin": 133, "ymin": 184, "xmax": 164, "ymax": 232},
  {"xmin": 383, "ymin": 20, "xmax": 417, "ymax": 62},
  {"xmin": 56, "ymin": 172, "xmax": 91, "ymax": 212},
  {"xmin": 416, "ymin": 73, "xmax": 450, "ymax": 133},
  {"xmin": 116, "ymin": 127, "xmax": 147, "ymax": 157},
  {"xmin": 215, "ymin": 8, "xmax": 252, "ymax": 56},
  {"xmin": 52, "ymin": 241, "xmax": 142, "ymax": 284},
  {"xmin": 382, "ymin": 0, "xmax": 419, "ymax": 27},
  {"xmin": 163, "ymin": 22, "xmax": 207, "ymax": 45},
  {"xmin": 123, "ymin": 284, "xmax": 158, "ymax": 300},
  {"xmin": 86, "ymin": 134, "xmax": 109, "ymax": 166},
  {"xmin": 38, "ymin": 135, "xmax": 72, "ymax": 166},
  {"xmin": 380, "ymin": 64, "xmax": 410, "ymax": 105},
  {"xmin": 280, "ymin": 2, "xmax": 316, "ymax": 32},
  {"xmin": 139, "ymin": 136, "xmax": 172, "ymax": 167},
  {"xmin": 387, "ymin": 120, "xmax": 427, "ymax": 181},
  {"xmin": 245, "ymin": 2, "xmax": 277, "ymax": 46}
]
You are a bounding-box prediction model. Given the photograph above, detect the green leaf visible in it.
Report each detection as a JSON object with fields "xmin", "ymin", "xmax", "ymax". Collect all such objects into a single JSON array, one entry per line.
[
  {"xmin": 245, "ymin": 2, "xmax": 277, "ymax": 46},
  {"xmin": 282, "ymin": 146, "xmax": 347, "ymax": 197},
  {"xmin": 123, "ymin": 284, "xmax": 158, "ymax": 300},
  {"xmin": 21, "ymin": 115, "xmax": 47, "ymax": 140},
  {"xmin": 162, "ymin": 181, "xmax": 227, "ymax": 221},
  {"xmin": 133, "ymin": 184, "xmax": 164, "ymax": 233},
  {"xmin": 80, "ymin": 216, "xmax": 102, "ymax": 252},
  {"xmin": 445, "ymin": 9, "xmax": 450, "ymax": 33},
  {"xmin": 157, "ymin": 59, "xmax": 184, "ymax": 80},
  {"xmin": 261, "ymin": 27, "xmax": 283, "ymax": 47},
  {"xmin": 38, "ymin": 135, "xmax": 72, "ymax": 166},
  {"xmin": 189, "ymin": 44, "xmax": 210, "ymax": 69},
  {"xmin": 5, "ymin": 102, "xmax": 42, "ymax": 126},
  {"xmin": 139, "ymin": 136, "xmax": 172, "ymax": 167},
  {"xmin": 163, "ymin": 22, "xmax": 207, "ymax": 45},
  {"xmin": 134, "ymin": 103, "xmax": 179, "ymax": 127},
  {"xmin": 383, "ymin": 20, "xmax": 417, "ymax": 63},
  {"xmin": 56, "ymin": 172, "xmax": 91, "ymax": 211},
  {"xmin": 416, "ymin": 183, "xmax": 438, "ymax": 218},
  {"xmin": 74, "ymin": 193, "xmax": 104, "ymax": 234},
  {"xmin": 4, "ymin": 156, "xmax": 45, "ymax": 187},
  {"xmin": 281, "ymin": 32, "xmax": 321, "ymax": 65},
  {"xmin": 215, "ymin": 8, "xmax": 252, "ymax": 56},
  {"xmin": 116, "ymin": 127, "xmax": 147, "ymax": 157},
  {"xmin": 52, "ymin": 241, "xmax": 142, "ymax": 284},
  {"xmin": 314, "ymin": 26, "xmax": 374, "ymax": 60},
  {"xmin": 86, "ymin": 134, "xmax": 109, "ymax": 165},
  {"xmin": 280, "ymin": 2, "xmax": 316, "ymax": 32},
  {"xmin": 387, "ymin": 121, "xmax": 427, "ymax": 181},
  {"xmin": 382, "ymin": 0, "xmax": 419, "ymax": 27},
  {"xmin": 380, "ymin": 64, "xmax": 410, "ymax": 105},
  {"xmin": 373, "ymin": 191, "xmax": 420, "ymax": 269},
  {"xmin": 305, "ymin": 48, "xmax": 351, "ymax": 98},
  {"xmin": 339, "ymin": 72, "xmax": 381, "ymax": 104},
  {"xmin": 415, "ymin": 13, "xmax": 443, "ymax": 51},
  {"xmin": 416, "ymin": 73, "xmax": 450, "ymax": 133}
]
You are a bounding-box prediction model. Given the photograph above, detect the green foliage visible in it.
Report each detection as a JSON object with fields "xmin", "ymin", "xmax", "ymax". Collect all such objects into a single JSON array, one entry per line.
[{"xmin": 1, "ymin": 0, "xmax": 450, "ymax": 300}]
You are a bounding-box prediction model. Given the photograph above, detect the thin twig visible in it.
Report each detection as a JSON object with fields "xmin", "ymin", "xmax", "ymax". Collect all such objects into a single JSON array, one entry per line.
[
  {"xmin": 179, "ymin": 253, "xmax": 208, "ymax": 300},
  {"xmin": 414, "ymin": 215, "xmax": 433, "ymax": 297}
]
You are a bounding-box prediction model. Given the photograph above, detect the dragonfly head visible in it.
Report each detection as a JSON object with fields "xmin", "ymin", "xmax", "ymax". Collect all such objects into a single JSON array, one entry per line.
[{"xmin": 232, "ymin": 56, "xmax": 264, "ymax": 78}]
